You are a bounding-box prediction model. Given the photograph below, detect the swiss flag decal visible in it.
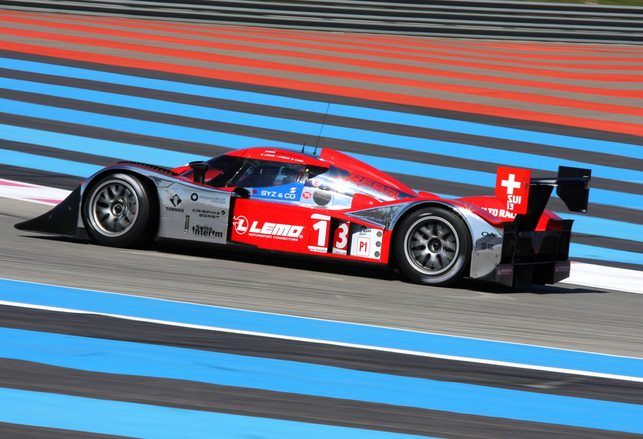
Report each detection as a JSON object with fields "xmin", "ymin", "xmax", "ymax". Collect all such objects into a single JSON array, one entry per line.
[{"xmin": 495, "ymin": 167, "xmax": 531, "ymax": 215}]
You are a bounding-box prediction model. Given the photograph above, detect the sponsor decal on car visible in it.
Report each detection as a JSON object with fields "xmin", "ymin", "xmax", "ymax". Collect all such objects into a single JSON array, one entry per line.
[
  {"xmin": 190, "ymin": 193, "xmax": 227, "ymax": 205},
  {"xmin": 170, "ymin": 194, "xmax": 182, "ymax": 206},
  {"xmin": 252, "ymin": 183, "xmax": 302, "ymax": 201},
  {"xmin": 498, "ymin": 266, "xmax": 514, "ymax": 276},
  {"xmin": 480, "ymin": 207, "xmax": 517, "ymax": 220},
  {"xmin": 233, "ymin": 215, "xmax": 249, "ymax": 234},
  {"xmin": 555, "ymin": 261, "xmax": 571, "ymax": 273},
  {"xmin": 192, "ymin": 224, "xmax": 223, "ymax": 238},
  {"xmin": 165, "ymin": 193, "xmax": 185, "ymax": 212},
  {"xmin": 234, "ymin": 216, "xmax": 303, "ymax": 241},
  {"xmin": 495, "ymin": 167, "xmax": 531, "ymax": 215},
  {"xmin": 349, "ymin": 226, "xmax": 383, "ymax": 260},
  {"xmin": 334, "ymin": 173, "xmax": 403, "ymax": 199},
  {"xmin": 192, "ymin": 208, "xmax": 226, "ymax": 219}
]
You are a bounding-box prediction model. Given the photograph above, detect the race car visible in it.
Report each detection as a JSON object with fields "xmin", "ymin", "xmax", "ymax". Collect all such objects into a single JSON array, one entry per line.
[{"xmin": 15, "ymin": 146, "xmax": 591, "ymax": 287}]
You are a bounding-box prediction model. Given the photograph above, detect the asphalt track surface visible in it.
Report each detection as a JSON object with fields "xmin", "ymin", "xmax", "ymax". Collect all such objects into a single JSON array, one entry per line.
[
  {"xmin": 2, "ymin": 198, "xmax": 643, "ymax": 439},
  {"xmin": 1, "ymin": 9, "xmax": 642, "ymax": 439},
  {"xmin": 2, "ymin": 197, "xmax": 642, "ymax": 356}
]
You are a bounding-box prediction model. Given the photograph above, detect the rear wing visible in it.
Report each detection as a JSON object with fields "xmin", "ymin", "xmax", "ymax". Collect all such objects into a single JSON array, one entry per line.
[
  {"xmin": 500, "ymin": 166, "xmax": 591, "ymax": 232},
  {"xmin": 494, "ymin": 166, "xmax": 591, "ymax": 286}
]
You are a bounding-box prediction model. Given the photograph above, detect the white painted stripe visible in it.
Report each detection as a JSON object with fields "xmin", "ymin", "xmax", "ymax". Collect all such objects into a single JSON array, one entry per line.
[
  {"xmin": 0, "ymin": 178, "xmax": 71, "ymax": 205},
  {"xmin": 1, "ymin": 299, "xmax": 642, "ymax": 383},
  {"xmin": 562, "ymin": 262, "xmax": 642, "ymax": 295}
]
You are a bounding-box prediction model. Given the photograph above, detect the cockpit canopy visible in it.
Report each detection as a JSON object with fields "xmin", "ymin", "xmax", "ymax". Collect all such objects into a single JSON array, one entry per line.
[{"xmin": 175, "ymin": 147, "xmax": 417, "ymax": 207}]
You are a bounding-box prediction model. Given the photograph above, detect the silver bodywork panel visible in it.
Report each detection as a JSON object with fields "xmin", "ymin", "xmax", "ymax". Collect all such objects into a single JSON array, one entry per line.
[
  {"xmin": 349, "ymin": 200, "xmax": 504, "ymax": 280},
  {"xmin": 79, "ymin": 165, "xmax": 233, "ymax": 245},
  {"xmin": 155, "ymin": 180, "xmax": 230, "ymax": 244}
]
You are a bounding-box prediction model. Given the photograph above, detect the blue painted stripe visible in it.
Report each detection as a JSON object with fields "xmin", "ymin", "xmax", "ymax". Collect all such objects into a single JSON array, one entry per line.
[
  {"xmin": 2, "ymin": 327, "xmax": 642, "ymax": 433},
  {"xmin": 0, "ymin": 98, "xmax": 297, "ymax": 152},
  {"xmin": 0, "ymin": 389, "xmax": 430, "ymax": 439},
  {"xmin": 570, "ymin": 243, "xmax": 643, "ymax": 265},
  {"xmin": 3, "ymin": 57, "xmax": 643, "ymax": 159},
  {"xmin": 0, "ymin": 124, "xmax": 206, "ymax": 166},
  {"xmin": 560, "ymin": 214, "xmax": 643, "ymax": 243},
  {"xmin": 1, "ymin": 279, "xmax": 641, "ymax": 378},
  {"xmin": 0, "ymin": 58, "xmax": 332, "ymax": 113},
  {"xmin": 2, "ymin": 77, "xmax": 641, "ymax": 184},
  {"xmin": 1, "ymin": 101, "xmax": 640, "ymax": 209},
  {"xmin": 0, "ymin": 148, "xmax": 101, "ymax": 177}
]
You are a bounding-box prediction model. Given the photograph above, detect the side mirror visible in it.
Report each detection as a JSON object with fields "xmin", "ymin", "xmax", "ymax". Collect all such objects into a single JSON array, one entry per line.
[
  {"xmin": 189, "ymin": 161, "xmax": 208, "ymax": 184},
  {"xmin": 232, "ymin": 187, "xmax": 251, "ymax": 198},
  {"xmin": 351, "ymin": 193, "xmax": 378, "ymax": 209}
]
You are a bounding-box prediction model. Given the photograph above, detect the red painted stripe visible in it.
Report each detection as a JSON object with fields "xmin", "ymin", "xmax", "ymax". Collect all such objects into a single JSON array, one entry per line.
[
  {"xmin": 0, "ymin": 180, "xmax": 30, "ymax": 187},
  {"xmin": 176, "ymin": 34, "xmax": 643, "ymax": 71},
  {"xmin": 2, "ymin": 16, "xmax": 637, "ymax": 92},
  {"xmin": 3, "ymin": 12, "xmax": 643, "ymax": 69},
  {"xmin": 248, "ymin": 27, "xmax": 643, "ymax": 57},
  {"xmin": 468, "ymin": 41, "xmax": 643, "ymax": 53},
  {"xmin": 220, "ymin": 30, "xmax": 643, "ymax": 61},
  {"xmin": 2, "ymin": 27, "xmax": 643, "ymax": 118},
  {"xmin": 305, "ymin": 33, "xmax": 643, "ymax": 56},
  {"xmin": 3, "ymin": 41, "xmax": 642, "ymax": 137},
  {"xmin": 5, "ymin": 10, "xmax": 643, "ymax": 57}
]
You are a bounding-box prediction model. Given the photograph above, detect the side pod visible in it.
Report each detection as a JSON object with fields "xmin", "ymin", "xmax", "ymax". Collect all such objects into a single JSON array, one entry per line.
[{"xmin": 14, "ymin": 187, "xmax": 89, "ymax": 240}]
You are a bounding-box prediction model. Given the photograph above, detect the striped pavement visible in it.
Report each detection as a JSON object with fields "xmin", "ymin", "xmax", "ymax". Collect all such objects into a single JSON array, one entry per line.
[
  {"xmin": 1, "ymin": 9, "xmax": 642, "ymax": 437},
  {"xmin": 1, "ymin": 278, "xmax": 643, "ymax": 438}
]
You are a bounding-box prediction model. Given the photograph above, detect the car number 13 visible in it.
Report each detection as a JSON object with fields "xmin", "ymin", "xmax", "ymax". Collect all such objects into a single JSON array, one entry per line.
[{"xmin": 309, "ymin": 214, "xmax": 349, "ymax": 254}]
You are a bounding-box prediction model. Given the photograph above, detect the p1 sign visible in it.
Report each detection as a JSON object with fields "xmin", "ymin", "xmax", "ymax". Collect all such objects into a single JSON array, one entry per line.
[{"xmin": 495, "ymin": 167, "xmax": 531, "ymax": 215}]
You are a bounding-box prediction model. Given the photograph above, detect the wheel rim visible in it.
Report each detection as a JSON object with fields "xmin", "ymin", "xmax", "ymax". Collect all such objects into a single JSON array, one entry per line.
[
  {"xmin": 88, "ymin": 179, "xmax": 139, "ymax": 237},
  {"xmin": 404, "ymin": 216, "xmax": 459, "ymax": 276}
]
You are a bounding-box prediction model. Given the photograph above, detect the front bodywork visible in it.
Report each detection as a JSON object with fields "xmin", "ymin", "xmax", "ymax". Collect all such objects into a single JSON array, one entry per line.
[{"xmin": 17, "ymin": 163, "xmax": 234, "ymax": 245}]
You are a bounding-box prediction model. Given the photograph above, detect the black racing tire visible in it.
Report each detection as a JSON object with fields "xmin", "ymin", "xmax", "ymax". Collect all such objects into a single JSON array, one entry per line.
[
  {"xmin": 82, "ymin": 173, "xmax": 156, "ymax": 247},
  {"xmin": 394, "ymin": 207, "xmax": 471, "ymax": 286}
]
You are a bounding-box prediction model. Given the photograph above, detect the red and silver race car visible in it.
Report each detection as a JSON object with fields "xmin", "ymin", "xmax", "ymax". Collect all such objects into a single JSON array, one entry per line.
[{"xmin": 16, "ymin": 146, "xmax": 591, "ymax": 287}]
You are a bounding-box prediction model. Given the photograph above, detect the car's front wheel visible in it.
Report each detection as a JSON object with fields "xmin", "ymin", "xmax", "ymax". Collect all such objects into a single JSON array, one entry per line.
[
  {"xmin": 82, "ymin": 173, "xmax": 156, "ymax": 247},
  {"xmin": 394, "ymin": 207, "xmax": 471, "ymax": 286}
]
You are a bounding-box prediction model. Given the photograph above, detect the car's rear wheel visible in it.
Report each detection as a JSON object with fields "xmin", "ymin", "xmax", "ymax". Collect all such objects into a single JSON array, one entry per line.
[
  {"xmin": 82, "ymin": 173, "xmax": 156, "ymax": 247},
  {"xmin": 394, "ymin": 207, "xmax": 471, "ymax": 286}
]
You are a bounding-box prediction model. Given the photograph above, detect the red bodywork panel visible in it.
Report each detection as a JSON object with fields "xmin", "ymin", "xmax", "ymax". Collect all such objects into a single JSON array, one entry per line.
[
  {"xmin": 459, "ymin": 195, "xmax": 563, "ymax": 231},
  {"xmin": 231, "ymin": 147, "xmax": 330, "ymax": 168},
  {"xmin": 231, "ymin": 198, "xmax": 390, "ymax": 262}
]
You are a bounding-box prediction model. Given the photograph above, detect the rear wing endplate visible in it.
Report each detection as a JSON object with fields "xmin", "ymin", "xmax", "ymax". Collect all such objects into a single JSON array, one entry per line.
[{"xmin": 514, "ymin": 166, "xmax": 591, "ymax": 232}]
